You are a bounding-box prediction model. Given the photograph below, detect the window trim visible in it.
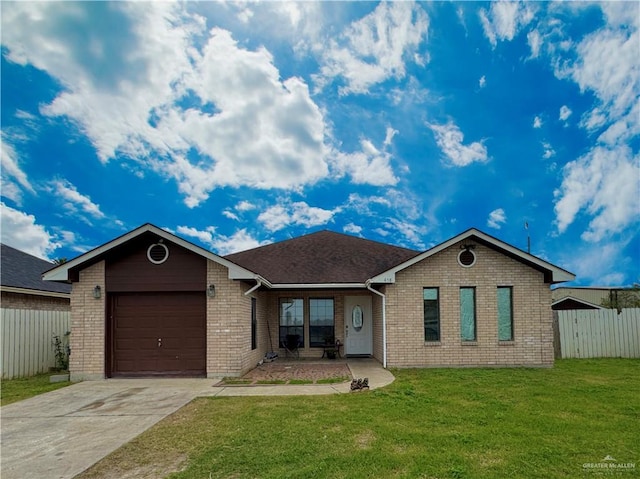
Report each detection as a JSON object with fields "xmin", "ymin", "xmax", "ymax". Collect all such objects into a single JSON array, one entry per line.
[
  {"xmin": 460, "ymin": 287, "xmax": 477, "ymax": 342},
  {"xmin": 423, "ymin": 287, "xmax": 440, "ymax": 342},
  {"xmin": 497, "ymin": 286, "xmax": 514, "ymax": 342}
]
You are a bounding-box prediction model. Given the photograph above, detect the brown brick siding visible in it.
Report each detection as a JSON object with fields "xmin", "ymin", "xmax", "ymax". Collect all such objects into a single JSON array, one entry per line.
[
  {"xmin": 69, "ymin": 261, "xmax": 106, "ymax": 381},
  {"xmin": 1, "ymin": 291, "xmax": 70, "ymax": 311},
  {"xmin": 385, "ymin": 240, "xmax": 553, "ymax": 368}
]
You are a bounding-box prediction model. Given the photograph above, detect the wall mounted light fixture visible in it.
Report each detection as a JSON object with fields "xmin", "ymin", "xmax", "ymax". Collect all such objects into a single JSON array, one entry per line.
[
  {"xmin": 93, "ymin": 285, "xmax": 102, "ymax": 299},
  {"xmin": 207, "ymin": 284, "xmax": 216, "ymax": 298}
]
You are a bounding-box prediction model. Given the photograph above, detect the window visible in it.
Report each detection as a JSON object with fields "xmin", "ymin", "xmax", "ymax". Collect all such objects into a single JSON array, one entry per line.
[
  {"xmin": 309, "ymin": 298, "xmax": 334, "ymax": 347},
  {"xmin": 497, "ymin": 287, "xmax": 513, "ymax": 341},
  {"xmin": 279, "ymin": 298, "xmax": 304, "ymax": 347},
  {"xmin": 251, "ymin": 297, "xmax": 257, "ymax": 350},
  {"xmin": 460, "ymin": 287, "xmax": 476, "ymax": 341},
  {"xmin": 423, "ymin": 288, "xmax": 440, "ymax": 342}
]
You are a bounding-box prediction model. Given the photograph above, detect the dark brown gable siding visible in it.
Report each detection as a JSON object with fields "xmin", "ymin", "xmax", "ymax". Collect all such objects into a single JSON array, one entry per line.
[{"xmin": 106, "ymin": 236, "xmax": 206, "ymax": 292}]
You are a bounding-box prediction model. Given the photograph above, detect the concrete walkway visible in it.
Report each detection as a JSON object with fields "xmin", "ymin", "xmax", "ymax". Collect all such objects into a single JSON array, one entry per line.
[{"xmin": 0, "ymin": 359, "xmax": 393, "ymax": 479}]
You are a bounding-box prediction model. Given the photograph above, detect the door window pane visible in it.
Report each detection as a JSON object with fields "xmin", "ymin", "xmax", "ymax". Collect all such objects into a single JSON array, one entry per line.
[{"xmin": 460, "ymin": 287, "xmax": 476, "ymax": 341}]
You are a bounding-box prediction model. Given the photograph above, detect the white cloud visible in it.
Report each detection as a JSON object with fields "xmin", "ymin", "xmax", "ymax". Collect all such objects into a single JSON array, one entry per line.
[
  {"xmin": 554, "ymin": 145, "xmax": 640, "ymax": 242},
  {"xmin": 428, "ymin": 121, "xmax": 488, "ymax": 167},
  {"xmin": 176, "ymin": 225, "xmax": 216, "ymax": 245},
  {"xmin": 559, "ymin": 236, "xmax": 635, "ymax": 286},
  {"xmin": 1, "ymin": 134, "xmax": 35, "ymax": 204},
  {"xmin": 176, "ymin": 225, "xmax": 269, "ymax": 255},
  {"xmin": 210, "ymin": 229, "xmax": 270, "ymax": 255},
  {"xmin": 384, "ymin": 127, "xmax": 398, "ymax": 147},
  {"xmin": 533, "ymin": 116, "xmax": 543, "ymax": 128},
  {"xmin": 50, "ymin": 179, "xmax": 105, "ymax": 221},
  {"xmin": 479, "ymin": 1, "xmax": 535, "ymax": 47},
  {"xmin": 330, "ymin": 131, "xmax": 398, "ymax": 186},
  {"xmin": 559, "ymin": 105, "xmax": 572, "ymax": 121},
  {"xmin": 2, "ymin": 3, "xmax": 330, "ymax": 208},
  {"xmin": 479, "ymin": 75, "xmax": 486, "ymax": 88},
  {"xmin": 318, "ymin": 1, "xmax": 429, "ymax": 95},
  {"xmin": 487, "ymin": 208, "xmax": 507, "ymax": 229},
  {"xmin": 222, "ymin": 210, "xmax": 239, "ymax": 221},
  {"xmin": 258, "ymin": 201, "xmax": 337, "ymax": 232},
  {"xmin": 556, "ymin": 4, "xmax": 639, "ymax": 146},
  {"xmin": 235, "ymin": 200, "xmax": 255, "ymax": 212},
  {"xmin": 542, "ymin": 142, "xmax": 556, "ymax": 159},
  {"xmin": 0, "ymin": 202, "xmax": 60, "ymax": 259},
  {"xmin": 345, "ymin": 193, "xmax": 392, "ymax": 216},
  {"xmin": 527, "ymin": 29, "xmax": 542, "ymax": 58},
  {"xmin": 343, "ymin": 223, "xmax": 363, "ymax": 235},
  {"xmin": 382, "ymin": 217, "xmax": 426, "ymax": 249}
]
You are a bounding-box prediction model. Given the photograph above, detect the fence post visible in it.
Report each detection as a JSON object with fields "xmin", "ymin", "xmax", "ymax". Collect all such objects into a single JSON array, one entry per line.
[{"xmin": 552, "ymin": 311, "xmax": 562, "ymax": 359}]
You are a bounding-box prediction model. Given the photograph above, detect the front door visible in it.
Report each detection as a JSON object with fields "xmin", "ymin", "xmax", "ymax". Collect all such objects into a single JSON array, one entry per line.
[{"xmin": 344, "ymin": 296, "xmax": 372, "ymax": 356}]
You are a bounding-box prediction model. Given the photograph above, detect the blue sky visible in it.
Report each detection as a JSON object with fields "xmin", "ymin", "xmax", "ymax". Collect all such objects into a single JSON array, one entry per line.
[{"xmin": 1, "ymin": 1, "xmax": 638, "ymax": 286}]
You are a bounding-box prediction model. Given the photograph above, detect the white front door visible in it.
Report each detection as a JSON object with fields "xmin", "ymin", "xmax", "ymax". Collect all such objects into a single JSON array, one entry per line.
[{"xmin": 344, "ymin": 296, "xmax": 373, "ymax": 356}]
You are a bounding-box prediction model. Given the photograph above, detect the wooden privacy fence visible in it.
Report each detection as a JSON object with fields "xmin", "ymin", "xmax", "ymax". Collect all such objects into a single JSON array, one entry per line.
[
  {"xmin": 554, "ymin": 308, "xmax": 640, "ymax": 359},
  {"xmin": 1, "ymin": 308, "xmax": 71, "ymax": 379}
]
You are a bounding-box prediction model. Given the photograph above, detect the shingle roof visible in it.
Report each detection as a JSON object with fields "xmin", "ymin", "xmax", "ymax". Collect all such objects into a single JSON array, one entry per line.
[
  {"xmin": 1, "ymin": 244, "xmax": 71, "ymax": 294},
  {"xmin": 225, "ymin": 230, "xmax": 420, "ymax": 284}
]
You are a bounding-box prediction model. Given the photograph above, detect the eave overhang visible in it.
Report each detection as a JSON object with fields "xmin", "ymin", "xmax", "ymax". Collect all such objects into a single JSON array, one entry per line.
[
  {"xmin": 369, "ymin": 228, "xmax": 575, "ymax": 285},
  {"xmin": 42, "ymin": 223, "xmax": 264, "ymax": 284}
]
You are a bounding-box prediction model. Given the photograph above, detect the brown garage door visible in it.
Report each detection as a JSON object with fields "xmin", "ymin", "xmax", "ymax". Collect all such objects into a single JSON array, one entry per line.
[{"xmin": 110, "ymin": 292, "xmax": 206, "ymax": 377}]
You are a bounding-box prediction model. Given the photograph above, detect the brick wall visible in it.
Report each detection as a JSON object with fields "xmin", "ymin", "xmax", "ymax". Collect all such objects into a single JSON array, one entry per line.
[
  {"xmin": 1, "ymin": 291, "xmax": 70, "ymax": 311},
  {"xmin": 206, "ymin": 261, "xmax": 273, "ymax": 378},
  {"xmin": 69, "ymin": 261, "xmax": 106, "ymax": 381},
  {"xmin": 385, "ymin": 240, "xmax": 553, "ymax": 368}
]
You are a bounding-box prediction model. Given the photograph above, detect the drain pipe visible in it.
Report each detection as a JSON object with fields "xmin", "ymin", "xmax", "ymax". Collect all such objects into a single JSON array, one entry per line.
[
  {"xmin": 366, "ymin": 280, "xmax": 387, "ymax": 369},
  {"xmin": 244, "ymin": 278, "xmax": 263, "ymax": 296}
]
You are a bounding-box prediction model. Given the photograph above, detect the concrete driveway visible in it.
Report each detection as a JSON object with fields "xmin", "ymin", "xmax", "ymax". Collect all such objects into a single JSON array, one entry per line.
[
  {"xmin": 1, "ymin": 379, "xmax": 216, "ymax": 479},
  {"xmin": 1, "ymin": 360, "xmax": 393, "ymax": 479}
]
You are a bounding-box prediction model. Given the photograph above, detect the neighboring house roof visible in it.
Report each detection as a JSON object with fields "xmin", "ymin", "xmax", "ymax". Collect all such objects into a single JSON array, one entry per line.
[
  {"xmin": 369, "ymin": 228, "xmax": 575, "ymax": 284},
  {"xmin": 551, "ymin": 296, "xmax": 604, "ymax": 310},
  {"xmin": 551, "ymin": 286, "xmax": 639, "ymax": 306},
  {"xmin": 225, "ymin": 230, "xmax": 420, "ymax": 286},
  {"xmin": 1, "ymin": 243, "xmax": 71, "ymax": 296},
  {"xmin": 43, "ymin": 224, "xmax": 267, "ymax": 284}
]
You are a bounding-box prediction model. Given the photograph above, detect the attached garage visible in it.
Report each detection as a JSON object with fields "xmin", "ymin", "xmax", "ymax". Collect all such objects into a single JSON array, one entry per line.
[
  {"xmin": 43, "ymin": 224, "xmax": 268, "ymax": 381},
  {"xmin": 109, "ymin": 292, "xmax": 206, "ymax": 376},
  {"xmin": 103, "ymin": 232, "xmax": 208, "ymax": 378}
]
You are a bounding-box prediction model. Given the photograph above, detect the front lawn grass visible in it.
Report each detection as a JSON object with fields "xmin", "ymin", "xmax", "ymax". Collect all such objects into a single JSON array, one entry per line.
[
  {"xmin": 1, "ymin": 373, "xmax": 71, "ymax": 406},
  {"xmin": 77, "ymin": 359, "xmax": 639, "ymax": 479}
]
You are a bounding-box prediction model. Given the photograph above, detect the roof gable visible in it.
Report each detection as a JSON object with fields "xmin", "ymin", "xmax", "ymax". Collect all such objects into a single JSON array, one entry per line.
[
  {"xmin": 1, "ymin": 244, "xmax": 71, "ymax": 294},
  {"xmin": 43, "ymin": 224, "xmax": 262, "ymax": 283},
  {"xmin": 225, "ymin": 230, "xmax": 420, "ymax": 285},
  {"xmin": 552, "ymin": 296, "xmax": 603, "ymax": 310},
  {"xmin": 369, "ymin": 228, "xmax": 575, "ymax": 285}
]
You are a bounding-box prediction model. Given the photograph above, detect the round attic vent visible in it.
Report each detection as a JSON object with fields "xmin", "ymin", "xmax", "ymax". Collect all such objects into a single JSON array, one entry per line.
[
  {"xmin": 147, "ymin": 243, "xmax": 169, "ymax": 264},
  {"xmin": 458, "ymin": 249, "xmax": 476, "ymax": 267}
]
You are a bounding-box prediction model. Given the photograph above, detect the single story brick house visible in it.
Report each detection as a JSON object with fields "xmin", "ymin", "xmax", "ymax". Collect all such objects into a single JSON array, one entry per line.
[{"xmin": 43, "ymin": 224, "xmax": 575, "ymax": 381}]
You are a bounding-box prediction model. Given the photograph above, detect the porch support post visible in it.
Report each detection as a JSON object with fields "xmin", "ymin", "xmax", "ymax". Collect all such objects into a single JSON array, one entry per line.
[{"xmin": 366, "ymin": 281, "xmax": 387, "ymax": 368}]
